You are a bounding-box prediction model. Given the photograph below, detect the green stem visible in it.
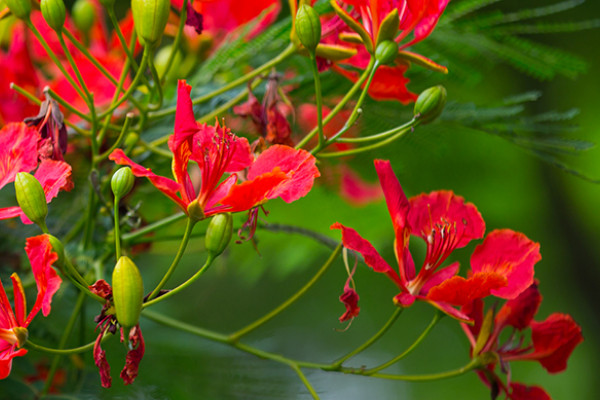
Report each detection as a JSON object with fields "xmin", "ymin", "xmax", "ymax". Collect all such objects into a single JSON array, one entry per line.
[
  {"xmin": 309, "ymin": 53, "xmax": 325, "ymax": 148},
  {"xmin": 310, "ymin": 60, "xmax": 379, "ymax": 155},
  {"xmin": 62, "ymin": 28, "xmax": 118, "ymax": 86},
  {"xmin": 26, "ymin": 338, "xmax": 96, "ymax": 355},
  {"xmin": 291, "ymin": 364, "xmax": 320, "ymax": 399},
  {"xmin": 41, "ymin": 291, "xmax": 86, "ymax": 395},
  {"xmin": 317, "ymin": 123, "xmax": 414, "ymax": 158},
  {"xmin": 147, "ymin": 43, "xmax": 297, "ymax": 120},
  {"xmin": 144, "ymin": 309, "xmax": 481, "ymax": 382},
  {"xmin": 95, "ymin": 113, "xmax": 134, "ymax": 161},
  {"xmin": 337, "ymin": 119, "xmax": 417, "ymax": 143},
  {"xmin": 97, "ymin": 48, "xmax": 150, "ymax": 120},
  {"xmin": 366, "ymin": 311, "xmax": 443, "ymax": 374},
  {"xmin": 329, "ymin": 308, "xmax": 403, "ymax": 370},
  {"xmin": 228, "ymin": 244, "xmax": 342, "ymax": 342},
  {"xmin": 107, "ymin": 8, "xmax": 150, "ymax": 88},
  {"xmin": 147, "ymin": 217, "xmax": 197, "ymax": 300},
  {"xmin": 143, "ymin": 255, "xmax": 214, "ymax": 308},
  {"xmin": 122, "ymin": 212, "xmax": 186, "ymax": 243},
  {"xmin": 160, "ymin": 0, "xmax": 188, "ymax": 82},
  {"xmin": 148, "ymin": 52, "xmax": 164, "ymax": 110},
  {"xmin": 62, "ymin": 258, "xmax": 105, "ymax": 303},
  {"xmin": 368, "ymin": 357, "xmax": 482, "ymax": 381},
  {"xmin": 295, "ymin": 57, "xmax": 376, "ymax": 149},
  {"xmin": 142, "ymin": 308, "xmax": 230, "ymax": 343},
  {"xmin": 98, "ymin": 31, "xmax": 138, "ymax": 145},
  {"xmin": 57, "ymin": 33, "xmax": 94, "ymax": 112},
  {"xmin": 26, "ymin": 20, "xmax": 88, "ymax": 106},
  {"xmin": 114, "ymin": 196, "xmax": 122, "ymax": 259}
]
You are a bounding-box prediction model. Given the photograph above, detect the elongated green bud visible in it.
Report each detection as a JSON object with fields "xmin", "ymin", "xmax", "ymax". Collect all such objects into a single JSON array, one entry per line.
[
  {"xmin": 4, "ymin": 0, "xmax": 31, "ymax": 19},
  {"xmin": 15, "ymin": 172, "xmax": 47, "ymax": 228},
  {"xmin": 413, "ymin": 85, "xmax": 447, "ymax": 124},
  {"xmin": 41, "ymin": 0, "xmax": 66, "ymax": 32},
  {"xmin": 131, "ymin": 0, "xmax": 171, "ymax": 47},
  {"xmin": 112, "ymin": 256, "xmax": 144, "ymax": 329},
  {"xmin": 295, "ymin": 4, "xmax": 321, "ymax": 53},
  {"xmin": 375, "ymin": 40, "xmax": 398, "ymax": 65},
  {"xmin": 375, "ymin": 9, "xmax": 399, "ymax": 46},
  {"xmin": 72, "ymin": 0, "xmax": 96, "ymax": 33},
  {"xmin": 205, "ymin": 213, "xmax": 233, "ymax": 258},
  {"xmin": 111, "ymin": 167, "xmax": 135, "ymax": 200}
]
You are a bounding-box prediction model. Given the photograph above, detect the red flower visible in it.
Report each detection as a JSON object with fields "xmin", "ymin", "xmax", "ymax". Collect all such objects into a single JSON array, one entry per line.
[
  {"xmin": 330, "ymin": 0, "xmax": 450, "ymax": 102},
  {"xmin": 332, "ymin": 160, "xmax": 540, "ymax": 321},
  {"xmin": 0, "ymin": 123, "xmax": 73, "ymax": 223},
  {"xmin": 0, "ymin": 235, "xmax": 62, "ymax": 379},
  {"xmin": 461, "ymin": 283, "xmax": 583, "ymax": 399},
  {"xmin": 89, "ymin": 280, "xmax": 145, "ymax": 388},
  {"xmin": 110, "ymin": 80, "xmax": 319, "ymax": 220}
]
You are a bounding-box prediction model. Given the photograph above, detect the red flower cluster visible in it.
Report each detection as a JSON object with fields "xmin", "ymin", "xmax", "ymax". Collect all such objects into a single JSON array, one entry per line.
[
  {"xmin": 327, "ymin": 0, "xmax": 450, "ymax": 102},
  {"xmin": 462, "ymin": 283, "xmax": 583, "ymax": 399},
  {"xmin": 0, "ymin": 235, "xmax": 62, "ymax": 379},
  {"xmin": 110, "ymin": 80, "xmax": 319, "ymax": 221},
  {"xmin": 332, "ymin": 160, "xmax": 540, "ymax": 322}
]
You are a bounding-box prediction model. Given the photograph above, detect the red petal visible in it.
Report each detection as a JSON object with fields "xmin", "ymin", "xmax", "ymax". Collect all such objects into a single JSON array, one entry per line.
[
  {"xmin": 0, "ymin": 123, "xmax": 40, "ymax": 190},
  {"xmin": 334, "ymin": 64, "xmax": 418, "ymax": 103},
  {"xmin": 340, "ymin": 166, "xmax": 383, "ymax": 206},
  {"xmin": 94, "ymin": 332, "xmax": 112, "ymax": 388},
  {"xmin": 374, "ymin": 160, "xmax": 414, "ymax": 282},
  {"xmin": 109, "ymin": 149, "xmax": 186, "ymax": 211},
  {"xmin": 420, "ymin": 262, "xmax": 459, "ymax": 295},
  {"xmin": 409, "ymin": 190, "xmax": 485, "ymax": 249},
  {"xmin": 426, "ymin": 272, "xmax": 507, "ymax": 306},
  {"xmin": 248, "ymin": 145, "xmax": 319, "ymax": 203},
  {"xmin": 339, "ymin": 284, "xmax": 360, "ymax": 322},
  {"xmin": 528, "ymin": 313, "xmax": 583, "ymax": 373},
  {"xmin": 89, "ymin": 280, "xmax": 112, "ymax": 299},
  {"xmin": 8, "ymin": 274, "xmax": 26, "ymax": 327},
  {"xmin": 495, "ymin": 283, "xmax": 542, "ymax": 331},
  {"xmin": 509, "ymin": 382, "xmax": 551, "ymax": 400},
  {"xmin": 217, "ymin": 170, "xmax": 289, "ymax": 213},
  {"xmin": 25, "ymin": 235, "xmax": 61, "ymax": 322},
  {"xmin": 422, "ymin": 298, "xmax": 472, "ymax": 322},
  {"xmin": 330, "ymin": 222, "xmax": 404, "ymax": 288},
  {"xmin": 120, "ymin": 325, "xmax": 145, "ymax": 385},
  {"xmin": 471, "ymin": 229, "xmax": 540, "ymax": 299},
  {"xmin": 0, "ymin": 347, "xmax": 27, "ymax": 380}
]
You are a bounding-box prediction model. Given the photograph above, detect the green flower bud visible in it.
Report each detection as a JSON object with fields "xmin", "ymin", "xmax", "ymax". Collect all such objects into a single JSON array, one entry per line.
[
  {"xmin": 13, "ymin": 326, "xmax": 29, "ymax": 348},
  {"xmin": 205, "ymin": 213, "xmax": 233, "ymax": 258},
  {"xmin": 112, "ymin": 256, "xmax": 144, "ymax": 329},
  {"xmin": 295, "ymin": 4, "xmax": 321, "ymax": 53},
  {"xmin": 375, "ymin": 9, "xmax": 399, "ymax": 46},
  {"xmin": 131, "ymin": 0, "xmax": 171, "ymax": 47},
  {"xmin": 47, "ymin": 235, "xmax": 65, "ymax": 267},
  {"xmin": 41, "ymin": 0, "xmax": 66, "ymax": 32},
  {"xmin": 15, "ymin": 172, "xmax": 48, "ymax": 228},
  {"xmin": 4, "ymin": 0, "xmax": 31, "ymax": 20},
  {"xmin": 413, "ymin": 85, "xmax": 447, "ymax": 124},
  {"xmin": 111, "ymin": 167, "xmax": 135, "ymax": 200},
  {"xmin": 375, "ymin": 40, "xmax": 398, "ymax": 65},
  {"xmin": 72, "ymin": 0, "xmax": 96, "ymax": 33}
]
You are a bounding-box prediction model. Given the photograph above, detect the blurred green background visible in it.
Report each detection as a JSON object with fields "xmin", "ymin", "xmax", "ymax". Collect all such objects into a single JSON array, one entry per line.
[{"xmin": 2, "ymin": 0, "xmax": 600, "ymax": 399}]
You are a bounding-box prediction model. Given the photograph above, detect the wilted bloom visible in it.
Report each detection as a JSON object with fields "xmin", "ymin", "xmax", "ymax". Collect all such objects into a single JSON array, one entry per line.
[
  {"xmin": 462, "ymin": 283, "xmax": 583, "ymax": 399},
  {"xmin": 0, "ymin": 123, "xmax": 73, "ymax": 223},
  {"xmin": 332, "ymin": 160, "xmax": 540, "ymax": 321},
  {"xmin": 89, "ymin": 280, "xmax": 145, "ymax": 388},
  {"xmin": 110, "ymin": 80, "xmax": 319, "ymax": 221},
  {"xmin": 24, "ymin": 92, "xmax": 68, "ymax": 161},
  {"xmin": 0, "ymin": 235, "xmax": 62, "ymax": 379}
]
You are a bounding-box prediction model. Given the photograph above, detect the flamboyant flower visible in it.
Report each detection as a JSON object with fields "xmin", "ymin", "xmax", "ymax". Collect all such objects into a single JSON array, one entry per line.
[
  {"xmin": 329, "ymin": 0, "xmax": 450, "ymax": 102},
  {"xmin": 0, "ymin": 123, "xmax": 73, "ymax": 223},
  {"xmin": 462, "ymin": 283, "xmax": 583, "ymax": 399},
  {"xmin": 0, "ymin": 235, "xmax": 62, "ymax": 379},
  {"xmin": 89, "ymin": 280, "xmax": 145, "ymax": 388},
  {"xmin": 332, "ymin": 160, "xmax": 540, "ymax": 321},
  {"xmin": 110, "ymin": 80, "xmax": 319, "ymax": 221}
]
